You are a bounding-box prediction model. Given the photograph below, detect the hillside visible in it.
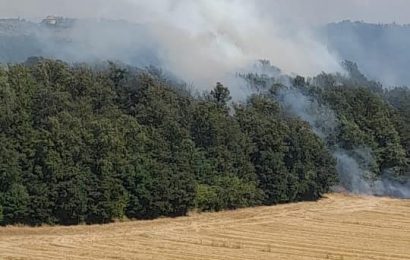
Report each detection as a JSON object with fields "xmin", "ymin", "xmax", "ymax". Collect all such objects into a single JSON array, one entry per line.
[
  {"xmin": 1, "ymin": 194, "xmax": 409, "ymax": 260},
  {"xmin": 3, "ymin": 18, "xmax": 410, "ymax": 86},
  {"xmin": 0, "ymin": 59, "xmax": 339, "ymax": 226},
  {"xmin": 324, "ymin": 21, "xmax": 410, "ymax": 86},
  {"xmin": 1, "ymin": 59, "xmax": 409, "ymax": 226},
  {"xmin": 0, "ymin": 18, "xmax": 157, "ymax": 66},
  {"xmin": 1, "ymin": 3, "xmax": 410, "ymax": 260}
]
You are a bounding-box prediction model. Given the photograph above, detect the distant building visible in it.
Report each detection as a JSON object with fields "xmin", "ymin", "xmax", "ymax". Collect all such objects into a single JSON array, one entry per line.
[
  {"xmin": 41, "ymin": 16, "xmax": 75, "ymax": 28},
  {"xmin": 44, "ymin": 16, "xmax": 58, "ymax": 25}
]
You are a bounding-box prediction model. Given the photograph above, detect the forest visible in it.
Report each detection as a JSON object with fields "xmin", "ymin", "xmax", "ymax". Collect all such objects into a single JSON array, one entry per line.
[{"xmin": 0, "ymin": 58, "xmax": 408, "ymax": 225}]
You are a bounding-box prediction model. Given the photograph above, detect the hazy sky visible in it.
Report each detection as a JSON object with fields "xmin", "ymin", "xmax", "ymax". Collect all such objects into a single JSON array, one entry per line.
[
  {"xmin": 1, "ymin": 0, "xmax": 410, "ymax": 25},
  {"xmin": 1, "ymin": 0, "xmax": 408, "ymax": 90}
]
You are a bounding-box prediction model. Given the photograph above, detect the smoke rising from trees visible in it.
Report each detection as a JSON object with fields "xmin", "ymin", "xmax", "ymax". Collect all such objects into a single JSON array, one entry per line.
[
  {"xmin": 1, "ymin": 0, "xmax": 344, "ymax": 88},
  {"xmin": 0, "ymin": 0, "xmax": 409, "ymax": 205},
  {"xmin": 274, "ymin": 78, "xmax": 410, "ymax": 198}
]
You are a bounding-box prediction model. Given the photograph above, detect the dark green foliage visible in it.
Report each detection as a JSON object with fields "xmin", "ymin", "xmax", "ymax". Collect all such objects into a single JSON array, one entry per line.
[
  {"xmin": 312, "ymin": 77, "xmax": 408, "ymax": 176},
  {"xmin": 0, "ymin": 59, "xmax": 339, "ymax": 226},
  {"xmin": 0, "ymin": 184, "xmax": 29, "ymax": 224},
  {"xmin": 209, "ymin": 82, "xmax": 232, "ymax": 107},
  {"xmin": 286, "ymin": 68, "xmax": 410, "ymax": 179},
  {"xmin": 236, "ymin": 96, "xmax": 337, "ymax": 204},
  {"xmin": 384, "ymin": 87, "xmax": 410, "ymax": 175},
  {"xmin": 242, "ymin": 61, "xmax": 409, "ymax": 188},
  {"xmin": 195, "ymin": 176, "xmax": 263, "ymax": 212}
]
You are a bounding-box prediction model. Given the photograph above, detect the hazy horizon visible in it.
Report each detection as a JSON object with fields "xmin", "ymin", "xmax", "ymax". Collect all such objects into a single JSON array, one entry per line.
[
  {"xmin": 2, "ymin": 0, "xmax": 410, "ymax": 25},
  {"xmin": 2, "ymin": 0, "xmax": 410, "ymax": 87}
]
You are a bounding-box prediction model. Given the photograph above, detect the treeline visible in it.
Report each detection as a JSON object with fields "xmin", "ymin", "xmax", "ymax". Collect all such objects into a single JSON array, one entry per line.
[
  {"xmin": 315, "ymin": 61, "xmax": 409, "ymax": 178},
  {"xmin": 0, "ymin": 59, "xmax": 338, "ymax": 225},
  {"xmin": 290, "ymin": 61, "xmax": 409, "ymax": 179},
  {"xmin": 242, "ymin": 60, "xmax": 409, "ymax": 191}
]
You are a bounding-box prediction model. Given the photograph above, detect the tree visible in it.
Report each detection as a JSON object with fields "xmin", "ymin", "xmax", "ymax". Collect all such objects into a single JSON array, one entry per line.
[
  {"xmin": 1, "ymin": 184, "xmax": 29, "ymax": 224},
  {"xmin": 0, "ymin": 59, "xmax": 347, "ymax": 225},
  {"xmin": 210, "ymin": 82, "xmax": 231, "ymax": 107},
  {"xmin": 0, "ymin": 204, "xmax": 3, "ymax": 223}
]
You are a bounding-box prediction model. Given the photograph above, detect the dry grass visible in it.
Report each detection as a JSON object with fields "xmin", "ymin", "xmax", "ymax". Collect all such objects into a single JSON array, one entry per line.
[{"xmin": 1, "ymin": 193, "xmax": 409, "ymax": 260}]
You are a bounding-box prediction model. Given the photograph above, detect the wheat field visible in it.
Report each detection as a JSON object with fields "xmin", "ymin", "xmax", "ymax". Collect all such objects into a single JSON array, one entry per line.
[{"xmin": 0, "ymin": 193, "xmax": 409, "ymax": 260}]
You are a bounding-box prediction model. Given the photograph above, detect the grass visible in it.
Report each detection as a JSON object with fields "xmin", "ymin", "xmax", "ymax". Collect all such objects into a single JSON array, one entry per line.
[{"xmin": 0, "ymin": 193, "xmax": 409, "ymax": 260}]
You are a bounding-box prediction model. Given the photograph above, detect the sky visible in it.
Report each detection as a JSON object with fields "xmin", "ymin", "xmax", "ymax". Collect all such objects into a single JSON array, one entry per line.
[
  {"xmin": 1, "ymin": 0, "xmax": 410, "ymax": 25},
  {"xmin": 1, "ymin": 0, "xmax": 409, "ymax": 90}
]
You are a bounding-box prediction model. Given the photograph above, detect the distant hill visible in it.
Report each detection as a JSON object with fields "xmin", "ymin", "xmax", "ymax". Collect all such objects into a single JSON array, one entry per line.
[
  {"xmin": 324, "ymin": 21, "xmax": 410, "ymax": 86},
  {"xmin": 2, "ymin": 18, "xmax": 410, "ymax": 87},
  {"xmin": 0, "ymin": 18, "xmax": 159, "ymax": 66}
]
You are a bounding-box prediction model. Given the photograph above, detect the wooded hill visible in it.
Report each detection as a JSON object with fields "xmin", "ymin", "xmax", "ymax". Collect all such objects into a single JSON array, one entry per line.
[{"xmin": 0, "ymin": 59, "xmax": 408, "ymax": 225}]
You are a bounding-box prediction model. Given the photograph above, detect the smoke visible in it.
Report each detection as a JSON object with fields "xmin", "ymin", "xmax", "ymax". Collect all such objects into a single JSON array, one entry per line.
[
  {"xmin": 141, "ymin": 0, "xmax": 344, "ymax": 87},
  {"xmin": 1, "ymin": 0, "xmax": 409, "ymax": 197},
  {"xmin": 279, "ymin": 87, "xmax": 339, "ymax": 139},
  {"xmin": 277, "ymin": 86, "xmax": 410, "ymax": 198},
  {"xmin": 4, "ymin": 0, "xmax": 410, "ymax": 25},
  {"xmin": 374, "ymin": 177, "xmax": 410, "ymax": 198},
  {"xmin": 323, "ymin": 21, "xmax": 410, "ymax": 86},
  {"xmin": 3, "ymin": 0, "xmax": 410, "ymax": 87},
  {"xmin": 0, "ymin": 0, "xmax": 343, "ymax": 90}
]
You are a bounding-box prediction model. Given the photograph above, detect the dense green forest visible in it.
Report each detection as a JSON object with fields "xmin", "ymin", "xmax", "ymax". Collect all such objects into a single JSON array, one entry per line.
[
  {"xmin": 0, "ymin": 59, "xmax": 408, "ymax": 226},
  {"xmin": 313, "ymin": 61, "xmax": 409, "ymax": 178},
  {"xmin": 243, "ymin": 61, "xmax": 409, "ymax": 184}
]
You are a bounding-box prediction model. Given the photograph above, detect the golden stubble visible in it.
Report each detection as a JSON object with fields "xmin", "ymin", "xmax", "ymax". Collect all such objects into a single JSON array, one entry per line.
[{"xmin": 1, "ymin": 193, "xmax": 409, "ymax": 260}]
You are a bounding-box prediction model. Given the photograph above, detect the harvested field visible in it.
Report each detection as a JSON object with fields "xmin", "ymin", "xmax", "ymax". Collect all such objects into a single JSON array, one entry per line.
[{"xmin": 0, "ymin": 193, "xmax": 409, "ymax": 260}]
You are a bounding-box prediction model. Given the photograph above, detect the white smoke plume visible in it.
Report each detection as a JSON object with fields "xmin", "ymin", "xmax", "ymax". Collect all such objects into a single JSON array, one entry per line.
[
  {"xmin": 277, "ymin": 86, "xmax": 410, "ymax": 198},
  {"xmin": 1, "ymin": 0, "xmax": 409, "ymax": 197},
  {"xmin": 0, "ymin": 0, "xmax": 343, "ymax": 89}
]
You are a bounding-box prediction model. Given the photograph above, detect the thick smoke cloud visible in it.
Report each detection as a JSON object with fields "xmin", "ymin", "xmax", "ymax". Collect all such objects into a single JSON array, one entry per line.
[
  {"xmin": 1, "ymin": 0, "xmax": 345, "ymax": 88},
  {"xmin": 2, "ymin": 0, "xmax": 410, "ymax": 88},
  {"xmin": 136, "ymin": 0, "xmax": 344, "ymax": 87},
  {"xmin": 1, "ymin": 0, "xmax": 409, "ymax": 197}
]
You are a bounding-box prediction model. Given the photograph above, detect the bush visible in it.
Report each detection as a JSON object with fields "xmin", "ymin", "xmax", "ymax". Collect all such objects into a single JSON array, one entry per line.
[{"xmin": 195, "ymin": 176, "xmax": 263, "ymax": 212}]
